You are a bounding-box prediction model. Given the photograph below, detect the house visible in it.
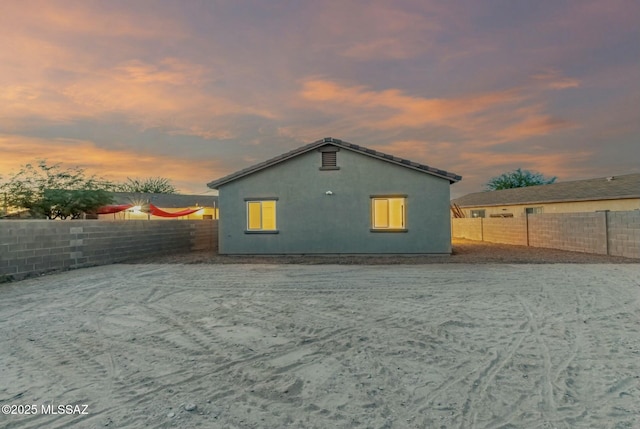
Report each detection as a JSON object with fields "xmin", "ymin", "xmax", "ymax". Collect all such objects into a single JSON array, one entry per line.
[
  {"xmin": 96, "ymin": 192, "xmax": 218, "ymax": 220},
  {"xmin": 207, "ymin": 137, "xmax": 461, "ymax": 254},
  {"xmin": 451, "ymin": 173, "xmax": 640, "ymax": 218}
]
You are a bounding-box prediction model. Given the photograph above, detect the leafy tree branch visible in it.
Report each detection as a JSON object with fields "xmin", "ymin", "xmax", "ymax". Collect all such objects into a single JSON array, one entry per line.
[
  {"xmin": 485, "ymin": 168, "xmax": 556, "ymax": 191},
  {"xmin": 0, "ymin": 161, "xmax": 113, "ymax": 219}
]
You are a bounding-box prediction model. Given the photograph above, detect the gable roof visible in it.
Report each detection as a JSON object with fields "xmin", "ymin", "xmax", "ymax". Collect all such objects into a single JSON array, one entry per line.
[
  {"xmin": 109, "ymin": 192, "xmax": 218, "ymax": 208},
  {"xmin": 207, "ymin": 137, "xmax": 462, "ymax": 189},
  {"xmin": 452, "ymin": 173, "xmax": 640, "ymax": 208}
]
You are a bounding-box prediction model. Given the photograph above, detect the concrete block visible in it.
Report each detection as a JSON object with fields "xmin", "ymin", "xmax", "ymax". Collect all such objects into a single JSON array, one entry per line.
[
  {"xmin": 16, "ymin": 263, "xmax": 35, "ymax": 273},
  {"xmin": 1, "ymin": 265, "xmax": 18, "ymax": 275},
  {"xmin": 0, "ymin": 236, "xmax": 18, "ymax": 245}
]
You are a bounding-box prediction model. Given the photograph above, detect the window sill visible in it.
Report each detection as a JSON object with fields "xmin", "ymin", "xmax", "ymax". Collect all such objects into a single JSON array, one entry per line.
[
  {"xmin": 319, "ymin": 166, "xmax": 340, "ymax": 170},
  {"xmin": 245, "ymin": 230, "xmax": 279, "ymax": 234},
  {"xmin": 370, "ymin": 228, "xmax": 408, "ymax": 233}
]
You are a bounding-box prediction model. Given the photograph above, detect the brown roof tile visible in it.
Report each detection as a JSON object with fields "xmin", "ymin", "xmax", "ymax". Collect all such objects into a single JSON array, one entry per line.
[
  {"xmin": 207, "ymin": 137, "xmax": 462, "ymax": 189},
  {"xmin": 452, "ymin": 173, "xmax": 640, "ymax": 207}
]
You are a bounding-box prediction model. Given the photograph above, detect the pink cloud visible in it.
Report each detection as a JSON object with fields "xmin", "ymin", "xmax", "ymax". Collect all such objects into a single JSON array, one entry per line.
[
  {"xmin": 298, "ymin": 78, "xmax": 574, "ymax": 145},
  {"xmin": 114, "ymin": 58, "xmax": 211, "ymax": 86},
  {"xmin": 0, "ymin": 134, "xmax": 223, "ymax": 194},
  {"xmin": 1, "ymin": 2, "xmax": 185, "ymax": 40},
  {"xmin": 307, "ymin": 2, "xmax": 441, "ymax": 60},
  {"xmin": 0, "ymin": 4, "xmax": 277, "ymax": 139},
  {"xmin": 0, "ymin": 54, "xmax": 276, "ymax": 138},
  {"xmin": 300, "ymin": 79, "xmax": 524, "ymax": 129},
  {"xmin": 532, "ymin": 69, "xmax": 580, "ymax": 90},
  {"xmin": 69, "ymin": 60, "xmax": 276, "ymax": 135},
  {"xmin": 374, "ymin": 140, "xmax": 456, "ymax": 168}
]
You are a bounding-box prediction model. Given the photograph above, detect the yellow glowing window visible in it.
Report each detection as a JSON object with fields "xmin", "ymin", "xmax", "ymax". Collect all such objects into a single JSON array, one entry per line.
[
  {"xmin": 372, "ymin": 197, "xmax": 405, "ymax": 229},
  {"xmin": 247, "ymin": 200, "xmax": 277, "ymax": 230}
]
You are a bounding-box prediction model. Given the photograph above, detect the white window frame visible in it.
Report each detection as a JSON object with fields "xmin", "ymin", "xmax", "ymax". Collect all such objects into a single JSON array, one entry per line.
[
  {"xmin": 525, "ymin": 207, "xmax": 543, "ymax": 215},
  {"xmin": 245, "ymin": 199, "xmax": 278, "ymax": 232},
  {"xmin": 370, "ymin": 195, "xmax": 407, "ymax": 232}
]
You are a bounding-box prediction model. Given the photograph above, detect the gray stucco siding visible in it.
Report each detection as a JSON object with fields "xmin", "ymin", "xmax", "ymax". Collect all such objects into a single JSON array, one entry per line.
[{"xmin": 217, "ymin": 147, "xmax": 452, "ymax": 254}]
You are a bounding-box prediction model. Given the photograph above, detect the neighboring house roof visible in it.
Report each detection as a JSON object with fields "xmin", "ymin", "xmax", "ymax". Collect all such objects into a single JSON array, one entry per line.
[
  {"xmin": 452, "ymin": 173, "xmax": 640, "ymax": 208},
  {"xmin": 109, "ymin": 192, "xmax": 218, "ymax": 208},
  {"xmin": 207, "ymin": 137, "xmax": 462, "ymax": 189}
]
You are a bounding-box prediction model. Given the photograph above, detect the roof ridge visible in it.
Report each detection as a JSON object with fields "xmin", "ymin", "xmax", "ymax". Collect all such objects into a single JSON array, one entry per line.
[{"xmin": 207, "ymin": 137, "xmax": 462, "ymax": 189}]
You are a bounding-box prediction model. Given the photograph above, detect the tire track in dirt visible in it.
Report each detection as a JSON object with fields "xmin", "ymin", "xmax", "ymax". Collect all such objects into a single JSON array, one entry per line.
[
  {"xmin": 2, "ymin": 264, "xmax": 639, "ymax": 429},
  {"xmin": 458, "ymin": 320, "xmax": 530, "ymax": 429},
  {"xmin": 518, "ymin": 297, "xmax": 556, "ymax": 415}
]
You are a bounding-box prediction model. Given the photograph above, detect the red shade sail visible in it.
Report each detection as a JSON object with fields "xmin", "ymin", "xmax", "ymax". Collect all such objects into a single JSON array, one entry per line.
[
  {"xmin": 96, "ymin": 204, "xmax": 133, "ymax": 214},
  {"xmin": 148, "ymin": 204, "xmax": 201, "ymax": 218}
]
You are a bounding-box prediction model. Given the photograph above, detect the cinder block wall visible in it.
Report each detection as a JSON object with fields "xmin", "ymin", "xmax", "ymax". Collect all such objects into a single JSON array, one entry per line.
[
  {"xmin": 0, "ymin": 220, "xmax": 218, "ymax": 281},
  {"xmin": 452, "ymin": 210, "xmax": 639, "ymax": 258},
  {"xmin": 482, "ymin": 217, "xmax": 528, "ymax": 245},
  {"xmin": 528, "ymin": 212, "xmax": 607, "ymax": 255},
  {"xmin": 607, "ymin": 211, "xmax": 640, "ymax": 258},
  {"xmin": 451, "ymin": 218, "xmax": 483, "ymax": 241}
]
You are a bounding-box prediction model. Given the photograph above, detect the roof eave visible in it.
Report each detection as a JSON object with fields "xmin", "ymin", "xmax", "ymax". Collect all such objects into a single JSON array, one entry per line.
[
  {"xmin": 207, "ymin": 140, "xmax": 329, "ymax": 189},
  {"xmin": 335, "ymin": 144, "xmax": 461, "ymax": 183},
  {"xmin": 207, "ymin": 138, "xmax": 462, "ymax": 189},
  {"xmin": 453, "ymin": 194, "xmax": 640, "ymax": 208}
]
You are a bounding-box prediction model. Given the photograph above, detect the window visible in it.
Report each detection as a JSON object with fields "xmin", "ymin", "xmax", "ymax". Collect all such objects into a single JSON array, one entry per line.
[
  {"xmin": 525, "ymin": 207, "xmax": 543, "ymax": 215},
  {"xmin": 246, "ymin": 200, "xmax": 277, "ymax": 231},
  {"xmin": 371, "ymin": 196, "xmax": 406, "ymax": 231},
  {"xmin": 470, "ymin": 209, "xmax": 486, "ymax": 218}
]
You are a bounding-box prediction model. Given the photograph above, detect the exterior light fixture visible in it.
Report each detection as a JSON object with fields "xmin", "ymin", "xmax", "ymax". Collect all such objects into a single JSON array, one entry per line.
[{"xmin": 325, "ymin": 191, "xmax": 333, "ymax": 195}]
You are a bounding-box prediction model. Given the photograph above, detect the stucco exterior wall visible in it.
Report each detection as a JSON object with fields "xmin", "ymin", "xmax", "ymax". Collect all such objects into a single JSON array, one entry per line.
[
  {"xmin": 217, "ymin": 148, "xmax": 453, "ymax": 254},
  {"xmin": 461, "ymin": 198, "xmax": 639, "ymax": 218}
]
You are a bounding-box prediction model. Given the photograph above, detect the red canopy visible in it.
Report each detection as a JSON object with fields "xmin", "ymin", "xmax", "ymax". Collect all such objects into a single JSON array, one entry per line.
[
  {"xmin": 148, "ymin": 204, "xmax": 201, "ymax": 218},
  {"xmin": 96, "ymin": 204, "xmax": 133, "ymax": 214}
]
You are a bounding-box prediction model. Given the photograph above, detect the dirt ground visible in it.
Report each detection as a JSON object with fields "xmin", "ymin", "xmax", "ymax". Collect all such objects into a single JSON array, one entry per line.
[
  {"xmin": 129, "ymin": 238, "xmax": 639, "ymax": 265},
  {"xmin": 1, "ymin": 261, "xmax": 639, "ymax": 428}
]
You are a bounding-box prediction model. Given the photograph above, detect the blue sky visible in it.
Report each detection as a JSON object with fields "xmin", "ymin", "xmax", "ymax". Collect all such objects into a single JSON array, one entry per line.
[{"xmin": 1, "ymin": 0, "xmax": 638, "ymax": 197}]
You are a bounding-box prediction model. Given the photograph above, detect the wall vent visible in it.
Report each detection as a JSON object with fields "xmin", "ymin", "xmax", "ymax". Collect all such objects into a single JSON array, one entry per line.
[
  {"xmin": 319, "ymin": 146, "xmax": 340, "ymax": 170},
  {"xmin": 322, "ymin": 151, "xmax": 337, "ymax": 167}
]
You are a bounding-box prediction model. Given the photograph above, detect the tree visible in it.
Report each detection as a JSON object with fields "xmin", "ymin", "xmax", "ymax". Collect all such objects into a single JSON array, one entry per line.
[
  {"xmin": 115, "ymin": 177, "xmax": 177, "ymax": 194},
  {"xmin": 0, "ymin": 161, "xmax": 113, "ymax": 219},
  {"xmin": 485, "ymin": 168, "xmax": 556, "ymax": 191}
]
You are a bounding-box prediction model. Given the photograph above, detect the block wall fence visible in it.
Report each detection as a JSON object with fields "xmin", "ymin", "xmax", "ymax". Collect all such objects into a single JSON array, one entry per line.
[
  {"xmin": 452, "ymin": 210, "xmax": 639, "ymax": 259},
  {"xmin": 0, "ymin": 220, "xmax": 218, "ymax": 282}
]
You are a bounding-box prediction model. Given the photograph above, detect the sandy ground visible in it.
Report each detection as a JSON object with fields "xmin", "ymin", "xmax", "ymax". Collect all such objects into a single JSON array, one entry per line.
[
  {"xmin": 127, "ymin": 238, "xmax": 639, "ymax": 265},
  {"xmin": 1, "ymin": 263, "xmax": 639, "ymax": 429}
]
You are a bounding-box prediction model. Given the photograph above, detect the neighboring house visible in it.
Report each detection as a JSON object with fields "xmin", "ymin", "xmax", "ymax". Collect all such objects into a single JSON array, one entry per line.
[
  {"xmin": 207, "ymin": 137, "xmax": 461, "ymax": 254},
  {"xmin": 96, "ymin": 192, "xmax": 218, "ymax": 220},
  {"xmin": 451, "ymin": 173, "xmax": 640, "ymax": 218}
]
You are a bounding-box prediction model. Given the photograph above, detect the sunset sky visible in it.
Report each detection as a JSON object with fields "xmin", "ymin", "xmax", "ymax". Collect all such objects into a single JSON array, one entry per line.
[{"xmin": 1, "ymin": 1, "xmax": 638, "ymax": 198}]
